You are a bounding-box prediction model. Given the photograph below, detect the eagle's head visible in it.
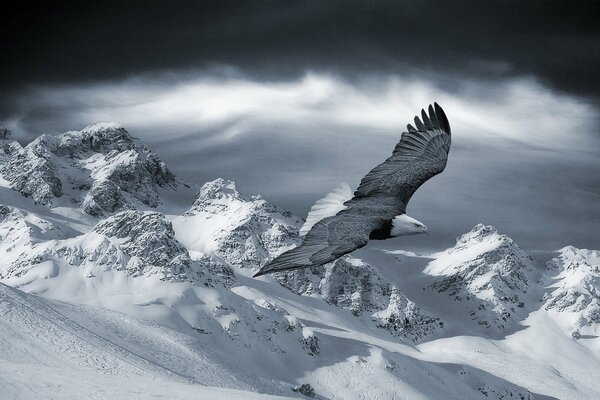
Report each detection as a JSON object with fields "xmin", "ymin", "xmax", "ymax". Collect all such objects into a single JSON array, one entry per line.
[{"xmin": 390, "ymin": 214, "xmax": 428, "ymax": 236}]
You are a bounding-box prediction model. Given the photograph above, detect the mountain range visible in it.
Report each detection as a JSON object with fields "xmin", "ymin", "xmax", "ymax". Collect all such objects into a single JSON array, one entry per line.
[{"xmin": 0, "ymin": 124, "xmax": 598, "ymax": 399}]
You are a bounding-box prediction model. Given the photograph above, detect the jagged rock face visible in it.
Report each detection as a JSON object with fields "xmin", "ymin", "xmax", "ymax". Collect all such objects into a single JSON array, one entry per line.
[
  {"xmin": 92, "ymin": 211, "xmax": 192, "ymax": 279},
  {"xmin": 218, "ymin": 299, "xmax": 320, "ymax": 356},
  {"xmin": 277, "ymin": 257, "xmax": 390, "ymax": 315},
  {"xmin": 182, "ymin": 178, "xmax": 303, "ymax": 269},
  {"xmin": 544, "ymin": 246, "xmax": 600, "ymax": 330},
  {"xmin": 0, "ymin": 123, "xmax": 177, "ymax": 215},
  {"xmin": 425, "ymin": 224, "xmax": 536, "ymax": 329},
  {"xmin": 3, "ymin": 142, "xmax": 63, "ymax": 205},
  {"xmin": 373, "ymin": 286, "xmax": 443, "ymax": 342},
  {"xmin": 277, "ymin": 257, "xmax": 441, "ymax": 342}
]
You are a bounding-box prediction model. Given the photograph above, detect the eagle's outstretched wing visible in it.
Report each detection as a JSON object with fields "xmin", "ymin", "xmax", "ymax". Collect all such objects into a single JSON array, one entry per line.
[
  {"xmin": 353, "ymin": 103, "xmax": 451, "ymax": 204},
  {"xmin": 253, "ymin": 103, "xmax": 451, "ymax": 277}
]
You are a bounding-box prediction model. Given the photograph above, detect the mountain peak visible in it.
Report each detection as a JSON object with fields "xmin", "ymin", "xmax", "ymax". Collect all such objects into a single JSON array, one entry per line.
[
  {"xmin": 198, "ymin": 178, "xmax": 241, "ymax": 200},
  {"xmin": 544, "ymin": 245, "xmax": 600, "ymax": 335},
  {"xmin": 426, "ymin": 224, "xmax": 536, "ymax": 330},
  {"xmin": 0, "ymin": 124, "xmax": 178, "ymax": 215},
  {"xmin": 81, "ymin": 122, "xmax": 123, "ymax": 133},
  {"xmin": 455, "ymin": 223, "xmax": 499, "ymax": 246}
]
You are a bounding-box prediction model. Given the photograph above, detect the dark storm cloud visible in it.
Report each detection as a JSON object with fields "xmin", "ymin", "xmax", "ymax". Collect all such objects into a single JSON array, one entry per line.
[{"xmin": 1, "ymin": 0, "xmax": 599, "ymax": 99}]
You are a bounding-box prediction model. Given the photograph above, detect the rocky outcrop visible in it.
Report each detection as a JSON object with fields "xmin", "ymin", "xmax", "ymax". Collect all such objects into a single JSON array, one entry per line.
[
  {"xmin": 276, "ymin": 257, "xmax": 390, "ymax": 315},
  {"xmin": 92, "ymin": 210, "xmax": 192, "ymax": 279},
  {"xmin": 0, "ymin": 128, "xmax": 21, "ymax": 162},
  {"xmin": 0, "ymin": 208, "xmax": 235, "ymax": 286},
  {"xmin": 277, "ymin": 256, "xmax": 441, "ymax": 342},
  {"xmin": 373, "ymin": 286, "xmax": 443, "ymax": 342}
]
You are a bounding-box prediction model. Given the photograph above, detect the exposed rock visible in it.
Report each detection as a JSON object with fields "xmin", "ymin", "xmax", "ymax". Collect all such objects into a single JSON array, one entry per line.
[
  {"xmin": 92, "ymin": 210, "xmax": 192, "ymax": 279},
  {"xmin": 0, "ymin": 208, "xmax": 237, "ymax": 286},
  {"xmin": 292, "ymin": 383, "xmax": 316, "ymax": 398},
  {"xmin": 0, "ymin": 128, "xmax": 21, "ymax": 162},
  {"xmin": 277, "ymin": 256, "xmax": 441, "ymax": 342},
  {"xmin": 276, "ymin": 256, "xmax": 390, "ymax": 315},
  {"xmin": 373, "ymin": 286, "xmax": 442, "ymax": 342}
]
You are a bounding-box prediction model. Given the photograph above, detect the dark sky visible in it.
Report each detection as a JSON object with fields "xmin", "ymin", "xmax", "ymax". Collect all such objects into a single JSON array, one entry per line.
[
  {"xmin": 2, "ymin": 0, "xmax": 599, "ymax": 98},
  {"xmin": 1, "ymin": 0, "xmax": 599, "ymax": 251}
]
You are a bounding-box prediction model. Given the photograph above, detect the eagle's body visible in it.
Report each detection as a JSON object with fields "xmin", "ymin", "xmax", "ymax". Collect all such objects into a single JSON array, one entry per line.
[{"xmin": 254, "ymin": 103, "xmax": 451, "ymax": 277}]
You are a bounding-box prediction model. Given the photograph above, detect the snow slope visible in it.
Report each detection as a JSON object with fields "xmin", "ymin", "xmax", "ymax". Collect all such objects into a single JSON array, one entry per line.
[
  {"xmin": 1, "ymin": 124, "xmax": 599, "ymax": 400},
  {"xmin": 0, "ymin": 283, "xmax": 296, "ymax": 400}
]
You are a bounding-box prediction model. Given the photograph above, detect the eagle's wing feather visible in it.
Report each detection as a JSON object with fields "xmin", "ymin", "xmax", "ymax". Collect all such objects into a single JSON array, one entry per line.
[
  {"xmin": 354, "ymin": 103, "xmax": 451, "ymax": 206},
  {"xmin": 299, "ymin": 183, "xmax": 353, "ymax": 237}
]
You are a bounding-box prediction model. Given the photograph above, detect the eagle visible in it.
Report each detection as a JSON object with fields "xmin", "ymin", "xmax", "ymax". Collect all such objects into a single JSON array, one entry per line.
[{"xmin": 254, "ymin": 103, "xmax": 451, "ymax": 277}]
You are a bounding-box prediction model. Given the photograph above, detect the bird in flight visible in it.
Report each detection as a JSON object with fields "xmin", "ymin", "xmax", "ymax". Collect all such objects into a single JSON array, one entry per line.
[{"xmin": 254, "ymin": 103, "xmax": 451, "ymax": 277}]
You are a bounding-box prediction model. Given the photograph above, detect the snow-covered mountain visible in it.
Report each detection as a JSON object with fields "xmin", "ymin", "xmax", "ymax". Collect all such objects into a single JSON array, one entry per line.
[
  {"xmin": 173, "ymin": 177, "xmax": 303, "ymax": 269},
  {"xmin": 1, "ymin": 124, "xmax": 599, "ymax": 400},
  {"xmin": 425, "ymin": 224, "xmax": 538, "ymax": 331},
  {"xmin": 0, "ymin": 123, "xmax": 181, "ymax": 216}
]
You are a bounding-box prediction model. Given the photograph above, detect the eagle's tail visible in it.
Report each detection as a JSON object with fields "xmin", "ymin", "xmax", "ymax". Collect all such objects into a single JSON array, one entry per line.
[{"xmin": 253, "ymin": 244, "xmax": 327, "ymax": 277}]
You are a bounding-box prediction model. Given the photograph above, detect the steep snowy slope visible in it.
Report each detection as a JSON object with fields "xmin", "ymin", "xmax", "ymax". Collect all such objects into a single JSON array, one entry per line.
[{"xmin": 0, "ymin": 283, "xmax": 298, "ymax": 400}]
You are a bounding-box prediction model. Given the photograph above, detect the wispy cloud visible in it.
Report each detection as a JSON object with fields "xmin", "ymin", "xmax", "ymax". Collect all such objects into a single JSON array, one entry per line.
[{"xmin": 7, "ymin": 71, "xmax": 597, "ymax": 147}]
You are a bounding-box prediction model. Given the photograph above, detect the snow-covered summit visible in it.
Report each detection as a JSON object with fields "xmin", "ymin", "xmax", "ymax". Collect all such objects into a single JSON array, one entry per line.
[
  {"xmin": 92, "ymin": 210, "xmax": 192, "ymax": 280},
  {"xmin": 0, "ymin": 123, "xmax": 178, "ymax": 215},
  {"xmin": 174, "ymin": 178, "xmax": 303, "ymax": 268},
  {"xmin": 194, "ymin": 177, "xmax": 244, "ymax": 203},
  {"xmin": 426, "ymin": 224, "xmax": 537, "ymax": 330}
]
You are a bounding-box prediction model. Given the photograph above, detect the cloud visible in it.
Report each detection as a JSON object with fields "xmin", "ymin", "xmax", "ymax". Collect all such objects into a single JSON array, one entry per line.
[{"xmin": 2, "ymin": 70, "xmax": 599, "ymax": 250}]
